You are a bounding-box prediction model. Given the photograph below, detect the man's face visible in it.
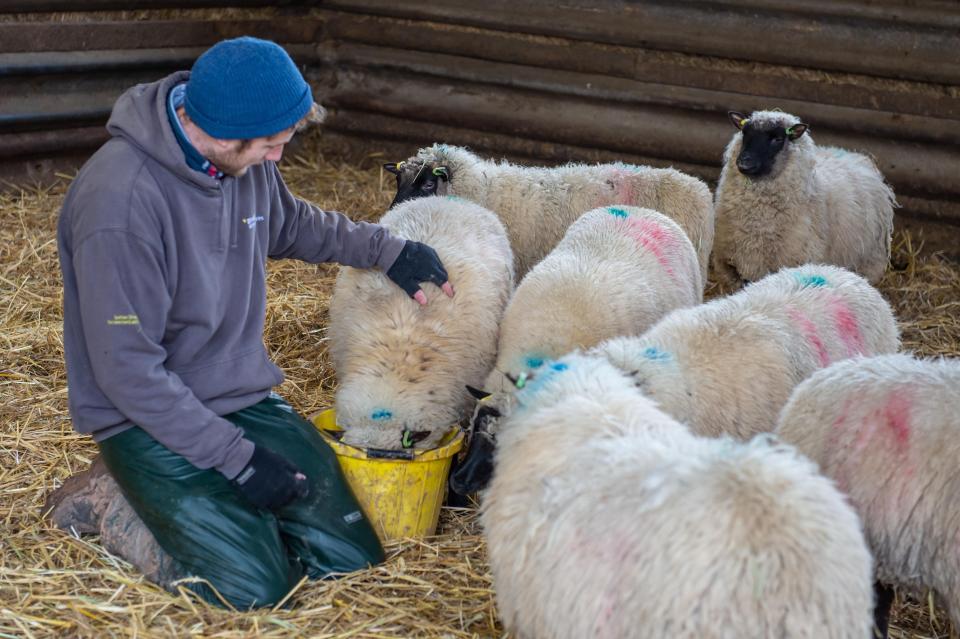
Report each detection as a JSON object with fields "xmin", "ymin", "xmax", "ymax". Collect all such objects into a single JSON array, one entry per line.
[{"xmin": 209, "ymin": 127, "xmax": 296, "ymax": 177}]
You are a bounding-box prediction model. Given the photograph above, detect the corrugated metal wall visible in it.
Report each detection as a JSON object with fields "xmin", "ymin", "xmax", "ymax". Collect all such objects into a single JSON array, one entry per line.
[
  {"xmin": 3, "ymin": 1, "xmax": 959, "ymax": 251},
  {"xmin": 0, "ymin": 1, "xmax": 323, "ymax": 183}
]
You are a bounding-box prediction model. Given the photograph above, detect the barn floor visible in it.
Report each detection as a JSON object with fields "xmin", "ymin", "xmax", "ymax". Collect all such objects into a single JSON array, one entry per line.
[{"xmin": 2, "ymin": 131, "xmax": 958, "ymax": 638}]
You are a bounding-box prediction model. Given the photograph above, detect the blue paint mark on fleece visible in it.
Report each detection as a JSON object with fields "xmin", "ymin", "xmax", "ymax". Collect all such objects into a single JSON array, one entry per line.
[
  {"xmin": 445, "ymin": 195, "xmax": 464, "ymax": 202},
  {"xmin": 607, "ymin": 207, "xmax": 630, "ymax": 218},
  {"xmin": 371, "ymin": 409, "xmax": 393, "ymax": 421},
  {"xmin": 643, "ymin": 346, "xmax": 671, "ymax": 361},
  {"xmin": 794, "ymin": 273, "xmax": 828, "ymax": 288},
  {"xmin": 524, "ymin": 355, "xmax": 546, "ymax": 369},
  {"xmin": 515, "ymin": 361, "xmax": 571, "ymax": 409}
]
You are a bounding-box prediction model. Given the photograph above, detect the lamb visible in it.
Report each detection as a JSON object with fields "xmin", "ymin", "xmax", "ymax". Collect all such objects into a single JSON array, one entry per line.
[
  {"xmin": 592, "ymin": 264, "xmax": 900, "ymax": 440},
  {"xmin": 451, "ymin": 205, "xmax": 702, "ymax": 494},
  {"xmin": 328, "ymin": 195, "xmax": 514, "ymax": 450},
  {"xmin": 712, "ymin": 109, "xmax": 895, "ymax": 290},
  {"xmin": 384, "ymin": 144, "xmax": 714, "ymax": 281},
  {"xmin": 775, "ymin": 353, "xmax": 960, "ymax": 633},
  {"xmin": 483, "ymin": 352, "xmax": 875, "ymax": 639}
]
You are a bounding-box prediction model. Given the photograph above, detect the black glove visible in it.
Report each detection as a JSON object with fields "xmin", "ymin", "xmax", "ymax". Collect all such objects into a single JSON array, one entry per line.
[
  {"xmin": 386, "ymin": 240, "xmax": 454, "ymax": 305},
  {"xmin": 231, "ymin": 446, "xmax": 309, "ymax": 511}
]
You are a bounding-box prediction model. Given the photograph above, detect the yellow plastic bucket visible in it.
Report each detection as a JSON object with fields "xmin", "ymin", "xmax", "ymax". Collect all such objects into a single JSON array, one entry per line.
[{"xmin": 310, "ymin": 408, "xmax": 465, "ymax": 543}]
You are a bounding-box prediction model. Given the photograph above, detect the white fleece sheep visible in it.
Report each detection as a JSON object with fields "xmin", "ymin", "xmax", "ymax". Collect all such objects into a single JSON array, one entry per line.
[
  {"xmin": 391, "ymin": 144, "xmax": 714, "ymax": 281},
  {"xmin": 328, "ymin": 195, "xmax": 514, "ymax": 450},
  {"xmin": 483, "ymin": 352, "xmax": 874, "ymax": 639},
  {"xmin": 712, "ymin": 110, "xmax": 895, "ymax": 289},
  {"xmin": 483, "ymin": 204, "xmax": 702, "ymax": 411},
  {"xmin": 592, "ymin": 264, "xmax": 900, "ymax": 440},
  {"xmin": 776, "ymin": 353, "xmax": 960, "ymax": 629}
]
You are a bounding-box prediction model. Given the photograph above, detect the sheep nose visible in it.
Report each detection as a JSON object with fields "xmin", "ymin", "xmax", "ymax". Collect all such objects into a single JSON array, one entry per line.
[{"xmin": 736, "ymin": 156, "xmax": 762, "ymax": 176}]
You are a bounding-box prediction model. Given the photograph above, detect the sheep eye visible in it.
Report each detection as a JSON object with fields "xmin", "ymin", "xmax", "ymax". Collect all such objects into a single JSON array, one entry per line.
[{"xmin": 421, "ymin": 179, "xmax": 436, "ymax": 191}]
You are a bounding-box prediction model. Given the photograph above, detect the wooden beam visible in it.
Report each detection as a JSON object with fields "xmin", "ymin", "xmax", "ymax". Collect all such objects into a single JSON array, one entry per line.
[
  {"xmin": 322, "ymin": 11, "xmax": 960, "ymax": 121},
  {"xmin": 323, "ymin": 0, "xmax": 960, "ymax": 84}
]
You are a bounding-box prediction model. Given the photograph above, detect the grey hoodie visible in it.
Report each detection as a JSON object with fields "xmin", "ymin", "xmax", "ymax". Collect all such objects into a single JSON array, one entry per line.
[{"xmin": 57, "ymin": 71, "xmax": 405, "ymax": 479}]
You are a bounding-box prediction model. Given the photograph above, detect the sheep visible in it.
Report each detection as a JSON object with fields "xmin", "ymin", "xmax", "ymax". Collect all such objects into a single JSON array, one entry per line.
[
  {"xmin": 384, "ymin": 144, "xmax": 714, "ymax": 282},
  {"xmin": 592, "ymin": 264, "xmax": 900, "ymax": 440},
  {"xmin": 712, "ymin": 109, "xmax": 895, "ymax": 290},
  {"xmin": 328, "ymin": 195, "xmax": 514, "ymax": 451},
  {"xmin": 483, "ymin": 351, "xmax": 875, "ymax": 639},
  {"xmin": 776, "ymin": 353, "xmax": 960, "ymax": 634},
  {"xmin": 450, "ymin": 205, "xmax": 702, "ymax": 494}
]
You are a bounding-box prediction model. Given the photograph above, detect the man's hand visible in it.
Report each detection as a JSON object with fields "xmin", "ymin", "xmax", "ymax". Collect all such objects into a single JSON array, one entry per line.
[
  {"xmin": 386, "ymin": 240, "xmax": 456, "ymax": 305},
  {"xmin": 231, "ymin": 446, "xmax": 309, "ymax": 510}
]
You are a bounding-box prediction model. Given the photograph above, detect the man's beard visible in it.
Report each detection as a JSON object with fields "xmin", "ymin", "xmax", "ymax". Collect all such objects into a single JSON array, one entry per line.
[{"xmin": 206, "ymin": 148, "xmax": 253, "ymax": 177}]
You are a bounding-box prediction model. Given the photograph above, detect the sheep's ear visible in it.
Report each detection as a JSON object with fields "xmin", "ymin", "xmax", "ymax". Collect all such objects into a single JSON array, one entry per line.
[
  {"xmin": 728, "ymin": 111, "xmax": 749, "ymax": 130},
  {"xmin": 383, "ymin": 162, "xmax": 402, "ymax": 176},
  {"xmin": 505, "ymin": 372, "xmax": 530, "ymax": 389},
  {"xmin": 465, "ymin": 385, "xmax": 491, "ymax": 401},
  {"xmin": 786, "ymin": 123, "xmax": 809, "ymax": 141}
]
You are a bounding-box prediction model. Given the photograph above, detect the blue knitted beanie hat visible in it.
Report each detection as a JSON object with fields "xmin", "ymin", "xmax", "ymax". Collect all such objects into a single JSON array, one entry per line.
[{"xmin": 184, "ymin": 36, "xmax": 313, "ymax": 139}]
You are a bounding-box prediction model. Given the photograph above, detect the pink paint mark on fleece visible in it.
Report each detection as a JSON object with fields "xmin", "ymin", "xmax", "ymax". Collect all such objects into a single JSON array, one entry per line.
[
  {"xmin": 882, "ymin": 392, "xmax": 912, "ymax": 454},
  {"xmin": 605, "ymin": 167, "xmax": 637, "ymax": 206},
  {"xmin": 622, "ymin": 217, "xmax": 680, "ymax": 282},
  {"xmin": 828, "ymin": 399, "xmax": 852, "ymax": 493},
  {"xmin": 787, "ymin": 306, "xmax": 831, "ymax": 366},
  {"xmin": 827, "ymin": 295, "xmax": 865, "ymax": 356}
]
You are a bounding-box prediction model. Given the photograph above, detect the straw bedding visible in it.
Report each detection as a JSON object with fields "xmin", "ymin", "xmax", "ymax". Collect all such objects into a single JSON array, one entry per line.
[{"xmin": 1, "ymin": 132, "xmax": 957, "ymax": 638}]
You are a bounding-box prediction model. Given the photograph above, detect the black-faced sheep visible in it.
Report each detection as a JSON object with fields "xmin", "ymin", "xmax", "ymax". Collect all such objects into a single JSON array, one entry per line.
[
  {"xmin": 776, "ymin": 353, "xmax": 960, "ymax": 635},
  {"xmin": 483, "ymin": 352, "xmax": 875, "ymax": 639},
  {"xmin": 328, "ymin": 195, "xmax": 514, "ymax": 450},
  {"xmin": 451, "ymin": 205, "xmax": 701, "ymax": 494},
  {"xmin": 593, "ymin": 264, "xmax": 900, "ymax": 440},
  {"xmin": 712, "ymin": 110, "xmax": 895, "ymax": 289},
  {"xmin": 385, "ymin": 144, "xmax": 714, "ymax": 281}
]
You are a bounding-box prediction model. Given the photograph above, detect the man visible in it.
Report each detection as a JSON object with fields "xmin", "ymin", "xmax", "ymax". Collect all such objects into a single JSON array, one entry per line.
[{"xmin": 56, "ymin": 36, "xmax": 454, "ymax": 609}]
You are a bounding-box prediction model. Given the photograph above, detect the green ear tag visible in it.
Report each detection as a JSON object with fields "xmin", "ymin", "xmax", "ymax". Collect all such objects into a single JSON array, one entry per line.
[
  {"xmin": 432, "ymin": 167, "xmax": 447, "ymax": 177},
  {"xmin": 401, "ymin": 430, "xmax": 414, "ymax": 449},
  {"xmin": 515, "ymin": 372, "xmax": 528, "ymax": 389},
  {"xmin": 786, "ymin": 126, "xmax": 794, "ymax": 136}
]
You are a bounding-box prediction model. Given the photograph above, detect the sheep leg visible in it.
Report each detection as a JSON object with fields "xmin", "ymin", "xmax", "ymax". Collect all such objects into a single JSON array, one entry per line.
[{"xmin": 872, "ymin": 581, "xmax": 895, "ymax": 639}]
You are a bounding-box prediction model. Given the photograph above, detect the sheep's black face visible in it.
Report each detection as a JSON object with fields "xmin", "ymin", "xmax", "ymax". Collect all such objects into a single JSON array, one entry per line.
[
  {"xmin": 384, "ymin": 161, "xmax": 450, "ymax": 208},
  {"xmin": 449, "ymin": 404, "xmax": 500, "ymax": 496},
  {"xmin": 728, "ymin": 111, "xmax": 808, "ymax": 179}
]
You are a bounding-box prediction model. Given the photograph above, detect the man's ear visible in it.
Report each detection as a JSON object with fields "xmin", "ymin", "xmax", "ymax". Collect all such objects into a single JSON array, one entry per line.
[
  {"xmin": 211, "ymin": 137, "xmax": 235, "ymax": 151},
  {"xmin": 786, "ymin": 123, "xmax": 809, "ymax": 141},
  {"xmin": 383, "ymin": 162, "xmax": 401, "ymax": 176},
  {"xmin": 728, "ymin": 111, "xmax": 749, "ymax": 130}
]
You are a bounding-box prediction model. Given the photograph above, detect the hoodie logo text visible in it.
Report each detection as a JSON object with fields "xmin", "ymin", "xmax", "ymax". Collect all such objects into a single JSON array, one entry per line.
[{"xmin": 242, "ymin": 215, "xmax": 265, "ymax": 229}]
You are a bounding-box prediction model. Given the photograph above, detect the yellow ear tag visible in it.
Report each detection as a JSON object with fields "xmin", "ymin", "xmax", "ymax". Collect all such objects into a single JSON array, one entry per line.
[
  {"xmin": 397, "ymin": 160, "xmax": 406, "ymax": 169},
  {"xmin": 740, "ymin": 119, "xmax": 748, "ymax": 127}
]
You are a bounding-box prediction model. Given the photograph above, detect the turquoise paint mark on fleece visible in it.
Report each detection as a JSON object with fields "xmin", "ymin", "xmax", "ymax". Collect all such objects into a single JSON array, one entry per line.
[
  {"xmin": 371, "ymin": 409, "xmax": 393, "ymax": 421},
  {"xmin": 524, "ymin": 355, "xmax": 546, "ymax": 369},
  {"xmin": 445, "ymin": 195, "xmax": 464, "ymax": 201},
  {"xmin": 643, "ymin": 346, "xmax": 671, "ymax": 361},
  {"xmin": 794, "ymin": 273, "xmax": 829, "ymax": 288},
  {"xmin": 607, "ymin": 207, "xmax": 630, "ymax": 218},
  {"xmin": 515, "ymin": 360, "xmax": 571, "ymax": 409}
]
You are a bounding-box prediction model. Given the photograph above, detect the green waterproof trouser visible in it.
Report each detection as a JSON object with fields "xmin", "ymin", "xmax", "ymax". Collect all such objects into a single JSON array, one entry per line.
[{"xmin": 98, "ymin": 394, "xmax": 385, "ymax": 609}]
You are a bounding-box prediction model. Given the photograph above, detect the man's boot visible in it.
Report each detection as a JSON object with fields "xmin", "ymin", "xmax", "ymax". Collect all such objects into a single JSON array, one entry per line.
[{"xmin": 44, "ymin": 455, "xmax": 182, "ymax": 588}]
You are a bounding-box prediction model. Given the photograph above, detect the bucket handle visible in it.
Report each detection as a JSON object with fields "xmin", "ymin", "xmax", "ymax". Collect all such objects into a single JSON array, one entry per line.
[{"xmin": 366, "ymin": 448, "xmax": 416, "ymax": 461}]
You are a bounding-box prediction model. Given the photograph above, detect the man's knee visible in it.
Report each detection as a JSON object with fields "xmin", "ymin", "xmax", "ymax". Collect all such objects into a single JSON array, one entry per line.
[{"xmin": 207, "ymin": 565, "xmax": 295, "ymax": 610}]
